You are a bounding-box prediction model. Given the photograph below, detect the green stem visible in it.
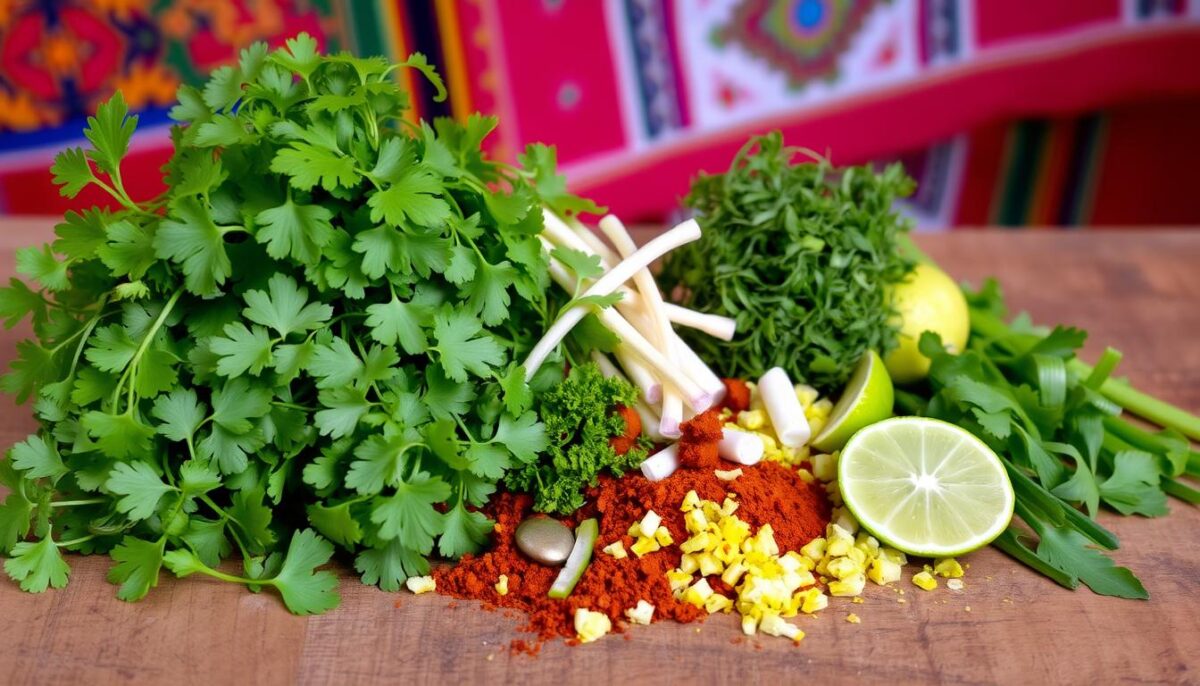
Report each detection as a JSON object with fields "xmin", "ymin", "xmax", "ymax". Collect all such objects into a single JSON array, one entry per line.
[
  {"xmin": 111, "ymin": 289, "xmax": 183, "ymax": 411},
  {"xmin": 991, "ymin": 527, "xmax": 1078, "ymax": 590},
  {"xmin": 1162, "ymin": 478, "xmax": 1200, "ymax": 505},
  {"xmin": 55, "ymin": 534, "xmax": 96, "ymax": 548},
  {"xmin": 49, "ymin": 499, "xmax": 106, "ymax": 508},
  {"xmin": 1070, "ymin": 359, "xmax": 1200, "ymax": 440}
]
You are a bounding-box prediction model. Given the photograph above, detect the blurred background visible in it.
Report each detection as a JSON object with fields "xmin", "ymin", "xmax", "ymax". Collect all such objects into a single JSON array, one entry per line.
[{"xmin": 0, "ymin": 0, "xmax": 1197, "ymax": 230}]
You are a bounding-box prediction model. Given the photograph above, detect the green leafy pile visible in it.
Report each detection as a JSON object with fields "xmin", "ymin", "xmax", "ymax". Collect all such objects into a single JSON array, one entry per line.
[
  {"xmin": 0, "ymin": 35, "xmax": 595, "ymax": 612},
  {"xmin": 659, "ymin": 132, "xmax": 914, "ymax": 392},
  {"xmin": 506, "ymin": 362, "xmax": 648, "ymax": 514},
  {"xmin": 900, "ymin": 279, "xmax": 1200, "ymax": 598}
]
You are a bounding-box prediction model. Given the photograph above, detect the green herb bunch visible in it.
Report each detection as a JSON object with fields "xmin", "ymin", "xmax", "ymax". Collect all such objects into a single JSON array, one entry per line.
[
  {"xmin": 0, "ymin": 35, "xmax": 595, "ymax": 613},
  {"xmin": 659, "ymin": 132, "xmax": 915, "ymax": 391},
  {"xmin": 507, "ymin": 362, "xmax": 649, "ymax": 515},
  {"xmin": 903, "ymin": 279, "xmax": 1200, "ymax": 598}
]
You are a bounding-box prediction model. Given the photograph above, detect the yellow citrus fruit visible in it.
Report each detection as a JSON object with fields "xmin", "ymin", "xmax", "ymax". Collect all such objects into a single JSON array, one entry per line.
[{"xmin": 883, "ymin": 263, "xmax": 969, "ymax": 384}]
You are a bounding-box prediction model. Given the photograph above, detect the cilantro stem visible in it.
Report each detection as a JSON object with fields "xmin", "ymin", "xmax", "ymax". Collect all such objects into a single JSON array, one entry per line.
[
  {"xmin": 63, "ymin": 302, "xmax": 107, "ymax": 384},
  {"xmin": 1162, "ymin": 478, "xmax": 1200, "ymax": 505},
  {"xmin": 1069, "ymin": 359, "xmax": 1200, "ymax": 440},
  {"xmin": 184, "ymin": 563, "xmax": 264, "ymax": 586},
  {"xmin": 110, "ymin": 289, "xmax": 183, "ymax": 412},
  {"xmin": 991, "ymin": 527, "xmax": 1077, "ymax": 590},
  {"xmin": 55, "ymin": 534, "xmax": 96, "ymax": 548},
  {"xmin": 48, "ymin": 498, "xmax": 106, "ymax": 508}
]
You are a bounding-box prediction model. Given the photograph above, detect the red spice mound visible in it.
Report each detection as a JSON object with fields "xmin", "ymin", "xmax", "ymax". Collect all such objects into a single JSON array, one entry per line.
[
  {"xmin": 608, "ymin": 405, "xmax": 641, "ymax": 456},
  {"xmin": 721, "ymin": 378, "xmax": 751, "ymax": 413},
  {"xmin": 677, "ymin": 409, "xmax": 723, "ymax": 469},
  {"xmin": 431, "ymin": 462, "xmax": 830, "ymax": 652}
]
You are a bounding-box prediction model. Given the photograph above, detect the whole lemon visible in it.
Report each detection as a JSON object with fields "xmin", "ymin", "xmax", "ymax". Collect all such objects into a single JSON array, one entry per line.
[{"xmin": 883, "ymin": 262, "xmax": 969, "ymax": 384}]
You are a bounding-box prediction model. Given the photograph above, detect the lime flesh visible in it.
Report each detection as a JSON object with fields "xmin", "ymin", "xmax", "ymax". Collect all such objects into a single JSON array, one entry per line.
[
  {"xmin": 838, "ymin": 417, "xmax": 1014, "ymax": 557},
  {"xmin": 812, "ymin": 350, "xmax": 893, "ymax": 452}
]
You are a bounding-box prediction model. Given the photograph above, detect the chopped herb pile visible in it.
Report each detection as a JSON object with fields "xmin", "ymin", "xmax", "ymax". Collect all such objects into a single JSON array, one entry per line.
[
  {"xmin": 0, "ymin": 35, "xmax": 598, "ymax": 613},
  {"xmin": 507, "ymin": 363, "xmax": 648, "ymax": 515},
  {"xmin": 900, "ymin": 278, "xmax": 1200, "ymax": 598},
  {"xmin": 659, "ymin": 132, "xmax": 915, "ymax": 392}
]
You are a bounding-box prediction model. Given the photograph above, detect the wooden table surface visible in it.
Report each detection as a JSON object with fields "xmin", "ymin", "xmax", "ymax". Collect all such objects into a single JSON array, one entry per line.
[{"xmin": 0, "ymin": 220, "xmax": 1197, "ymax": 686}]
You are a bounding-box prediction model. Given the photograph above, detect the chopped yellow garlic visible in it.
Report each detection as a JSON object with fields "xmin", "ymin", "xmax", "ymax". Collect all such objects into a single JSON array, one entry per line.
[
  {"xmin": 625, "ymin": 600, "xmax": 655, "ymax": 625},
  {"xmin": 494, "ymin": 575, "xmax": 509, "ymax": 596},
  {"xmin": 912, "ymin": 571, "xmax": 938, "ymax": 591},
  {"xmin": 682, "ymin": 578, "xmax": 715, "ymax": 607},
  {"xmin": 934, "ymin": 558, "xmax": 965, "ymax": 578},
  {"xmin": 811, "ymin": 453, "xmax": 838, "ymax": 482},
  {"xmin": 829, "ymin": 572, "xmax": 866, "ymax": 597},
  {"xmin": 681, "ymin": 490, "xmax": 701, "ymax": 512},
  {"xmin": 631, "ymin": 536, "xmax": 661, "ymax": 558},
  {"xmin": 736, "ymin": 409, "xmax": 766, "ymax": 430},
  {"xmin": 714, "ymin": 467, "xmax": 743, "ymax": 481},
  {"xmin": 602, "ymin": 541, "xmax": 628, "ymax": 559},
  {"xmin": 639, "ymin": 510, "xmax": 663, "ymax": 536},
  {"xmin": 947, "ymin": 579, "xmax": 965, "ymax": 591},
  {"xmin": 846, "ymin": 613, "xmax": 861, "ymax": 624},
  {"xmin": 868, "ymin": 558, "xmax": 902, "ymax": 586},
  {"xmin": 574, "ymin": 608, "xmax": 612, "ymax": 643},
  {"xmin": 405, "ymin": 576, "xmax": 436, "ymax": 594},
  {"xmin": 654, "ymin": 526, "xmax": 674, "ymax": 547},
  {"xmin": 705, "ymin": 593, "xmax": 734, "ymax": 614}
]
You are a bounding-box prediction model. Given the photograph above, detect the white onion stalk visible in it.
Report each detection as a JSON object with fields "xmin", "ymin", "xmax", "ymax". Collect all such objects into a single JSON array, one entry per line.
[
  {"xmin": 641, "ymin": 444, "xmax": 679, "ymax": 482},
  {"xmin": 541, "ymin": 208, "xmax": 599, "ymax": 257},
  {"xmin": 615, "ymin": 347, "xmax": 662, "ymax": 404},
  {"xmin": 543, "ymin": 255, "xmax": 711, "ymax": 409},
  {"xmin": 659, "ymin": 395, "xmax": 684, "ymax": 439},
  {"xmin": 758, "ymin": 367, "xmax": 811, "ymax": 448},
  {"xmin": 570, "ymin": 217, "xmax": 619, "ymax": 266},
  {"xmin": 672, "ymin": 332, "xmax": 727, "ymax": 402},
  {"xmin": 591, "ymin": 351, "xmax": 666, "ymax": 443},
  {"xmin": 598, "ymin": 215, "xmax": 684, "ymax": 439},
  {"xmin": 523, "ymin": 219, "xmax": 702, "ymax": 381},
  {"xmin": 718, "ymin": 428, "xmax": 764, "ymax": 465},
  {"xmin": 662, "ymin": 304, "xmax": 737, "ymax": 341}
]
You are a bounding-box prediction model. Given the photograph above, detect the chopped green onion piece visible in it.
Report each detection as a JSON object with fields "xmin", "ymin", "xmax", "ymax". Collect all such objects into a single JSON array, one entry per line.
[{"xmin": 548, "ymin": 518, "xmax": 598, "ymax": 599}]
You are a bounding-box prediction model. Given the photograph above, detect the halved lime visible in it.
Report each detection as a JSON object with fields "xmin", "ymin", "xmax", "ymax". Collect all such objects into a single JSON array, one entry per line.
[
  {"xmin": 838, "ymin": 417, "xmax": 1014, "ymax": 557},
  {"xmin": 811, "ymin": 350, "xmax": 894, "ymax": 452}
]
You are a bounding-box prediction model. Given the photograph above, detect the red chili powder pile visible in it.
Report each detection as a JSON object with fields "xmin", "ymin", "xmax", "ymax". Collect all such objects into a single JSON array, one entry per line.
[{"xmin": 432, "ymin": 394, "xmax": 830, "ymax": 653}]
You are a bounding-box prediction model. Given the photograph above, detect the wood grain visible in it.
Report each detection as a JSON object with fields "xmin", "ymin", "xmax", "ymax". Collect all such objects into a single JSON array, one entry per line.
[{"xmin": 0, "ymin": 221, "xmax": 1197, "ymax": 686}]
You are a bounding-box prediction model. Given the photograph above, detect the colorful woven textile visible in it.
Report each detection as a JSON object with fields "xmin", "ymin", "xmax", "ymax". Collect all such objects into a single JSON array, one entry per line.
[{"xmin": 2, "ymin": 1, "xmax": 1199, "ymax": 227}]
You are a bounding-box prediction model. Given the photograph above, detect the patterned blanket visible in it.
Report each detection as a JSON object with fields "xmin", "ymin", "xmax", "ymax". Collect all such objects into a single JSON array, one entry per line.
[{"xmin": 2, "ymin": 0, "xmax": 1198, "ymax": 227}]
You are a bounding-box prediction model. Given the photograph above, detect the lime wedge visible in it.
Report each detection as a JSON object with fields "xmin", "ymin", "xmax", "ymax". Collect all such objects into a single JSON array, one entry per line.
[
  {"xmin": 811, "ymin": 350, "xmax": 894, "ymax": 452},
  {"xmin": 838, "ymin": 417, "xmax": 1014, "ymax": 557}
]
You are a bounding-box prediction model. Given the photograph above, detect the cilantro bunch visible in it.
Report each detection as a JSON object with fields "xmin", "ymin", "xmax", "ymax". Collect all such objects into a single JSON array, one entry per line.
[
  {"xmin": 659, "ymin": 132, "xmax": 914, "ymax": 392},
  {"xmin": 901, "ymin": 279, "xmax": 1200, "ymax": 598},
  {"xmin": 0, "ymin": 35, "xmax": 589, "ymax": 612}
]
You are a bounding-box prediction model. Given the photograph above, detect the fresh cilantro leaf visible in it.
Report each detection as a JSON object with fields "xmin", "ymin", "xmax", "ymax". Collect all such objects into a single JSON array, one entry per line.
[
  {"xmin": 369, "ymin": 473, "xmax": 450, "ymax": 551},
  {"xmin": 422, "ymin": 363, "xmax": 476, "ymax": 420},
  {"xmin": 97, "ymin": 220, "xmax": 157, "ymax": 279},
  {"xmin": 438, "ymin": 502, "xmax": 492, "ymax": 558},
  {"xmin": 267, "ymin": 528, "xmax": 340, "ymax": 615},
  {"xmin": 1035, "ymin": 526, "xmax": 1148, "ymax": 599},
  {"xmin": 0, "ymin": 479, "xmax": 33, "ymax": 553},
  {"xmin": 365, "ymin": 297, "xmax": 428, "ymax": 354},
  {"xmin": 367, "ymin": 165, "xmax": 450, "ymax": 228},
  {"xmin": 444, "ymin": 245, "xmax": 477, "ymax": 285},
  {"xmin": 345, "ymin": 435, "xmax": 411, "ymax": 495},
  {"xmin": 210, "ymin": 322, "xmax": 274, "ymax": 377},
  {"xmin": 9, "ymin": 435, "xmax": 67, "ymax": 481},
  {"xmin": 84, "ymin": 324, "xmax": 138, "ymax": 373},
  {"xmin": 181, "ymin": 517, "xmax": 230, "ymax": 567},
  {"xmin": 306, "ymin": 501, "xmax": 364, "ymax": 547},
  {"xmin": 492, "ymin": 412, "xmax": 548, "ymax": 464},
  {"xmin": 210, "ymin": 378, "xmax": 272, "ymax": 434},
  {"xmin": 519, "ymin": 143, "xmax": 604, "ymax": 216},
  {"xmin": 0, "ymin": 278, "xmax": 46, "ymax": 329},
  {"xmin": 307, "ymin": 337, "xmax": 363, "ymax": 389},
  {"xmin": 82, "ymin": 411, "xmax": 155, "ymax": 460},
  {"xmin": 255, "ymin": 198, "xmax": 335, "ymax": 264},
  {"xmin": 431, "ymin": 309, "xmax": 504, "ymax": 382},
  {"xmin": 498, "ymin": 364, "xmax": 534, "ymax": 416},
  {"xmin": 179, "ymin": 459, "xmax": 222, "ymax": 496},
  {"xmin": 242, "ymin": 273, "xmax": 332, "ymax": 337},
  {"xmin": 52, "ymin": 209, "xmax": 108, "ymax": 260},
  {"xmin": 106, "ymin": 461, "xmax": 174, "ymax": 520},
  {"xmin": 151, "ymin": 388, "xmax": 207, "ymax": 442},
  {"xmin": 465, "ymin": 260, "xmax": 516, "ymax": 326},
  {"xmin": 4, "ymin": 536, "xmax": 70, "ymax": 593},
  {"xmin": 314, "ymin": 387, "xmax": 370, "ymax": 438},
  {"xmin": 271, "ymin": 32, "xmax": 321, "ymax": 81},
  {"xmin": 464, "ymin": 442, "xmax": 510, "ymax": 480},
  {"xmin": 270, "ymin": 142, "xmax": 359, "ymax": 192},
  {"xmin": 154, "ymin": 197, "xmax": 232, "ymax": 296},
  {"xmin": 550, "ymin": 247, "xmax": 603, "ymax": 283},
  {"xmin": 15, "ymin": 245, "xmax": 69, "ymax": 292},
  {"xmin": 84, "ymin": 91, "xmax": 136, "ymax": 176},
  {"xmin": 1099, "ymin": 451, "xmax": 1168, "ymax": 517},
  {"xmin": 228, "ymin": 487, "xmax": 275, "ymax": 552},
  {"xmin": 352, "ymin": 225, "xmax": 450, "ymax": 279},
  {"xmin": 50, "ymin": 147, "xmax": 93, "ymax": 198},
  {"xmin": 107, "ymin": 535, "xmax": 165, "ymax": 602},
  {"xmin": 355, "ymin": 539, "xmax": 429, "ymax": 591}
]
